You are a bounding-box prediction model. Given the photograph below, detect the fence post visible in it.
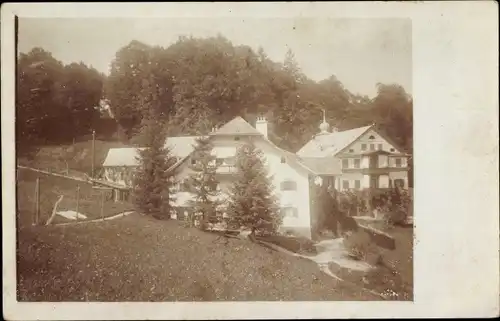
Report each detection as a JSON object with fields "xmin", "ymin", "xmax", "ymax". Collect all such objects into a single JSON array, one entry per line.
[
  {"xmin": 76, "ymin": 185, "xmax": 80, "ymax": 221},
  {"xmin": 101, "ymin": 190, "xmax": 104, "ymax": 220},
  {"xmin": 35, "ymin": 177, "xmax": 40, "ymax": 225}
]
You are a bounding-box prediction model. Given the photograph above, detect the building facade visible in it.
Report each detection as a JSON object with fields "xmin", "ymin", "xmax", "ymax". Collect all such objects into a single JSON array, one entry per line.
[{"xmin": 101, "ymin": 115, "xmax": 411, "ymax": 239}]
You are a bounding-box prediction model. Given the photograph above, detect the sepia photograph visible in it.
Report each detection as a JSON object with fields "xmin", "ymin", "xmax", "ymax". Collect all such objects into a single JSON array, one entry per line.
[
  {"xmin": 14, "ymin": 15, "xmax": 414, "ymax": 302},
  {"xmin": 2, "ymin": 2, "xmax": 498, "ymax": 320}
]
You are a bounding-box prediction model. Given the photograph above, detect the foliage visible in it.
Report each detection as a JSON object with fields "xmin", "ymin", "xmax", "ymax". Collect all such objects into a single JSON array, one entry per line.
[
  {"xmin": 103, "ymin": 36, "xmax": 413, "ymax": 153},
  {"xmin": 374, "ymin": 187, "xmax": 412, "ymax": 226},
  {"xmin": 310, "ymin": 183, "xmax": 342, "ymax": 238},
  {"xmin": 227, "ymin": 141, "xmax": 281, "ymax": 236},
  {"xmin": 16, "ymin": 48, "xmax": 104, "ymax": 146},
  {"xmin": 184, "ymin": 136, "xmax": 221, "ymax": 230},
  {"xmin": 343, "ymin": 229, "xmax": 381, "ymax": 265},
  {"xmin": 19, "ymin": 38, "xmax": 413, "ymax": 160},
  {"xmin": 338, "ymin": 190, "xmax": 368, "ymax": 217},
  {"xmin": 132, "ymin": 87, "xmax": 177, "ymax": 219}
]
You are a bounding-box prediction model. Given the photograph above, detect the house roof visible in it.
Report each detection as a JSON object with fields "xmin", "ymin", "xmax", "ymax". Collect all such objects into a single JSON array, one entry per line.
[
  {"xmin": 102, "ymin": 147, "xmax": 145, "ymax": 167},
  {"xmin": 102, "ymin": 136, "xmax": 201, "ymax": 167},
  {"xmin": 164, "ymin": 136, "xmax": 202, "ymax": 157},
  {"xmin": 296, "ymin": 125, "xmax": 373, "ymax": 157},
  {"xmin": 299, "ymin": 157, "xmax": 341, "ymax": 175},
  {"xmin": 210, "ymin": 116, "xmax": 262, "ymax": 136}
]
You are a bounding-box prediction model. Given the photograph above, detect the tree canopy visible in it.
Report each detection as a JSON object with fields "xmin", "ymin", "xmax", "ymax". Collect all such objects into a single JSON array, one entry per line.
[{"xmin": 17, "ymin": 35, "xmax": 413, "ymax": 155}]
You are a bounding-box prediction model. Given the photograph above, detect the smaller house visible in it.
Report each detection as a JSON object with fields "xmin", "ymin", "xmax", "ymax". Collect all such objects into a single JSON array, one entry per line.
[{"xmin": 296, "ymin": 115, "xmax": 411, "ymax": 193}]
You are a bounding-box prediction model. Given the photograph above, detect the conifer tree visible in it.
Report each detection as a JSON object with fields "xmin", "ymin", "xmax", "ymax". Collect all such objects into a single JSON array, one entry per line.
[
  {"xmin": 132, "ymin": 77, "xmax": 177, "ymax": 219},
  {"xmin": 227, "ymin": 141, "xmax": 281, "ymax": 236},
  {"xmin": 185, "ymin": 136, "xmax": 220, "ymax": 230}
]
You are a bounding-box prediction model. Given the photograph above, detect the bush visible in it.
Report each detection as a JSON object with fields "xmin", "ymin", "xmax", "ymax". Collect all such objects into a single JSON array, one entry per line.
[
  {"xmin": 376, "ymin": 188, "xmax": 412, "ymax": 227},
  {"xmin": 343, "ymin": 230, "xmax": 381, "ymax": 265}
]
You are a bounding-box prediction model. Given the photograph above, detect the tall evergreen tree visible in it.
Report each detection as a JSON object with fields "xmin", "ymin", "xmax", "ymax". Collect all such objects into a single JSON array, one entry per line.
[
  {"xmin": 185, "ymin": 136, "xmax": 221, "ymax": 230},
  {"xmin": 227, "ymin": 141, "xmax": 281, "ymax": 236},
  {"xmin": 132, "ymin": 77, "xmax": 177, "ymax": 219}
]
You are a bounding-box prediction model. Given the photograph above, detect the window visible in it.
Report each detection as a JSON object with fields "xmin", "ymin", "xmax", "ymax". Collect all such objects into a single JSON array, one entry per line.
[
  {"xmin": 378, "ymin": 144, "xmax": 383, "ymax": 150},
  {"xmin": 215, "ymin": 158, "xmax": 224, "ymax": 166},
  {"xmin": 191, "ymin": 159, "xmax": 196, "ymax": 165},
  {"xmin": 342, "ymin": 159, "xmax": 349, "ymax": 168},
  {"xmin": 234, "ymin": 136, "xmax": 240, "ymax": 141},
  {"xmin": 280, "ymin": 180, "xmax": 297, "ymax": 191},
  {"xmin": 369, "ymin": 135, "xmax": 375, "ymax": 139},
  {"xmin": 353, "ymin": 159, "xmax": 361, "ymax": 168},
  {"xmin": 395, "ymin": 158, "xmax": 402, "ymax": 167},
  {"xmin": 342, "ymin": 180, "xmax": 350, "ymax": 190},
  {"xmin": 354, "ymin": 180, "xmax": 361, "ymax": 189},
  {"xmin": 361, "ymin": 144, "xmax": 367, "ymax": 151},
  {"xmin": 370, "ymin": 144, "xmax": 375, "ymax": 151},
  {"xmin": 349, "ymin": 148, "xmax": 354, "ymax": 153},
  {"xmin": 281, "ymin": 207, "xmax": 298, "ymax": 218},
  {"xmin": 280, "ymin": 156, "xmax": 286, "ymax": 164},
  {"xmin": 390, "ymin": 148, "xmax": 395, "ymax": 152}
]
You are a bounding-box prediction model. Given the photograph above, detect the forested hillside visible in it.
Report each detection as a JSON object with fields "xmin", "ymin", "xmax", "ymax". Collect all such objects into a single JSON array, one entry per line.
[{"xmin": 16, "ymin": 35, "xmax": 413, "ymax": 154}]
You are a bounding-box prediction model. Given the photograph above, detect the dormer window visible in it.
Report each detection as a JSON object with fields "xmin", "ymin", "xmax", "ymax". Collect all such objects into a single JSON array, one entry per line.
[{"xmin": 280, "ymin": 156, "xmax": 286, "ymax": 164}]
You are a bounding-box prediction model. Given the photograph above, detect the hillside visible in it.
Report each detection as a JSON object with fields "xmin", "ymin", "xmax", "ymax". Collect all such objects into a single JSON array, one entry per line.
[
  {"xmin": 17, "ymin": 213, "xmax": 381, "ymax": 301},
  {"xmin": 18, "ymin": 139, "xmax": 132, "ymax": 176}
]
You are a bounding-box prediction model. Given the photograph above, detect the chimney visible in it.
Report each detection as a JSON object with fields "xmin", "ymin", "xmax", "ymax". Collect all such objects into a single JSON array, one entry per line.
[{"xmin": 255, "ymin": 116, "xmax": 268, "ymax": 138}]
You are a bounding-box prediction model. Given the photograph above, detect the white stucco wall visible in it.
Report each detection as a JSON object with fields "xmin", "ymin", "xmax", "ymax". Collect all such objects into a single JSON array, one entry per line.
[
  {"xmin": 169, "ymin": 136, "xmax": 312, "ymax": 236},
  {"xmin": 344, "ymin": 128, "xmax": 400, "ymax": 153}
]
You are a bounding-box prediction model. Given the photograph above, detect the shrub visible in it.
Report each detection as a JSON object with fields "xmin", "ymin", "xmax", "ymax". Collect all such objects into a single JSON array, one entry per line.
[
  {"xmin": 376, "ymin": 188, "xmax": 413, "ymax": 227},
  {"xmin": 343, "ymin": 230, "xmax": 381, "ymax": 265}
]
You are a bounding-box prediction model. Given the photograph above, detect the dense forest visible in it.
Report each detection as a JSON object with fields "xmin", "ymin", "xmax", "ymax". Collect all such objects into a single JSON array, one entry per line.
[{"xmin": 16, "ymin": 35, "xmax": 413, "ymax": 154}]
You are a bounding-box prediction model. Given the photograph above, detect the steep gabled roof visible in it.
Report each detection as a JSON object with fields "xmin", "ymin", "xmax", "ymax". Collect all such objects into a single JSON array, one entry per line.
[
  {"xmin": 103, "ymin": 136, "xmax": 201, "ymax": 167},
  {"xmin": 299, "ymin": 157, "xmax": 341, "ymax": 175},
  {"xmin": 102, "ymin": 147, "xmax": 146, "ymax": 167},
  {"xmin": 297, "ymin": 125, "xmax": 373, "ymax": 158},
  {"xmin": 210, "ymin": 116, "xmax": 262, "ymax": 136},
  {"xmin": 164, "ymin": 136, "xmax": 202, "ymax": 157}
]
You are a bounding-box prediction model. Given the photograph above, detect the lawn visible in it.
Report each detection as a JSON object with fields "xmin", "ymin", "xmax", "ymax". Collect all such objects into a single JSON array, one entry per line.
[
  {"xmin": 16, "ymin": 214, "xmax": 382, "ymax": 301},
  {"xmin": 16, "ymin": 167, "xmax": 134, "ymax": 227},
  {"xmin": 329, "ymin": 226, "xmax": 413, "ymax": 300},
  {"xmin": 257, "ymin": 235, "xmax": 318, "ymax": 255}
]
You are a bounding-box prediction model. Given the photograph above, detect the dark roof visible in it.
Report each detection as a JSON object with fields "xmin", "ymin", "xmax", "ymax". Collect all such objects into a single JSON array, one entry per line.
[
  {"xmin": 299, "ymin": 157, "xmax": 341, "ymax": 175},
  {"xmin": 210, "ymin": 116, "xmax": 262, "ymax": 136}
]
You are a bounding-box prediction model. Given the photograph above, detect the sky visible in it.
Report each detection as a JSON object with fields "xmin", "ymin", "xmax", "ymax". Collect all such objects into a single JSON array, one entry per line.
[{"xmin": 18, "ymin": 17, "xmax": 411, "ymax": 98}]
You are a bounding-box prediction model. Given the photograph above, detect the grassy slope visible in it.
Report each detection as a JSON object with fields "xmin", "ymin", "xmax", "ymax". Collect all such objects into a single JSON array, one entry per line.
[
  {"xmin": 16, "ymin": 168, "xmax": 134, "ymax": 227},
  {"xmin": 18, "ymin": 139, "xmax": 132, "ymax": 176},
  {"xmin": 17, "ymin": 214, "xmax": 380, "ymax": 301}
]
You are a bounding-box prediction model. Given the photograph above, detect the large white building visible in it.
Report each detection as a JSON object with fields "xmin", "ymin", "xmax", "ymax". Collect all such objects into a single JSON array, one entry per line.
[{"xmin": 101, "ymin": 116, "xmax": 410, "ymax": 238}]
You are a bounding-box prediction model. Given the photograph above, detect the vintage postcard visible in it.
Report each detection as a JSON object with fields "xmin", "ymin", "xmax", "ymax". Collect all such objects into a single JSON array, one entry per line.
[{"xmin": 2, "ymin": 2, "xmax": 498, "ymax": 320}]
